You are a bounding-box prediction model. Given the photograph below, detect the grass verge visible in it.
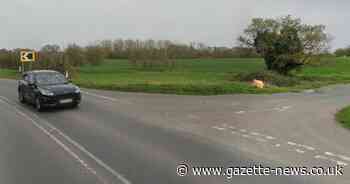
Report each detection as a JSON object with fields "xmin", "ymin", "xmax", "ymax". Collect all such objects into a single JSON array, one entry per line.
[
  {"xmin": 0, "ymin": 69, "xmax": 19, "ymax": 79},
  {"xmin": 336, "ymin": 106, "xmax": 350, "ymax": 129}
]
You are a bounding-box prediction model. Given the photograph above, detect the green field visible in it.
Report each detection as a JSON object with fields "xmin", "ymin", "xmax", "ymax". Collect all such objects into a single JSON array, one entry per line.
[
  {"xmin": 1, "ymin": 57, "xmax": 350, "ymax": 95},
  {"xmin": 76, "ymin": 58, "xmax": 288, "ymax": 94}
]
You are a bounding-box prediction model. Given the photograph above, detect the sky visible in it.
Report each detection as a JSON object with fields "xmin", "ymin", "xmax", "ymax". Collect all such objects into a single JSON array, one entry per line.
[{"xmin": 1, "ymin": 0, "xmax": 349, "ymax": 50}]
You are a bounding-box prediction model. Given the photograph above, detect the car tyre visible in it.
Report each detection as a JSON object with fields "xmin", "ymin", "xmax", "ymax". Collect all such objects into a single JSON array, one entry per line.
[
  {"xmin": 35, "ymin": 97, "xmax": 43, "ymax": 112},
  {"xmin": 71, "ymin": 102, "xmax": 79, "ymax": 109},
  {"xmin": 19, "ymin": 91, "xmax": 26, "ymax": 104}
]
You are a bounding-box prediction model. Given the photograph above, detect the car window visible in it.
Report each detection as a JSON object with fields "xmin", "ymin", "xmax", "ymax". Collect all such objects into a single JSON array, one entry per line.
[
  {"xmin": 23, "ymin": 74, "xmax": 29, "ymax": 81},
  {"xmin": 35, "ymin": 72, "xmax": 68, "ymax": 85}
]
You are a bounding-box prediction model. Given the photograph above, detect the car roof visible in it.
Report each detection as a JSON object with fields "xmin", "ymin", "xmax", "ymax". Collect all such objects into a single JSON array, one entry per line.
[{"xmin": 24, "ymin": 70, "xmax": 60, "ymax": 75}]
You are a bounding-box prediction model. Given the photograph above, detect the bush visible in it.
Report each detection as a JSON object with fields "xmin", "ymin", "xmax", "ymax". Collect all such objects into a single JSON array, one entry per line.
[{"xmin": 234, "ymin": 71, "xmax": 300, "ymax": 87}]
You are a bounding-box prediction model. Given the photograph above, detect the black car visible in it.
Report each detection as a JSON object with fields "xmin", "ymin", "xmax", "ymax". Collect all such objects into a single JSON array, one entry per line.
[{"xmin": 18, "ymin": 70, "xmax": 82, "ymax": 111}]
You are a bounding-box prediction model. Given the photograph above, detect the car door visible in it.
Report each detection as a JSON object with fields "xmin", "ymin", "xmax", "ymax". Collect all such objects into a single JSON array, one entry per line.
[
  {"xmin": 24, "ymin": 73, "xmax": 36, "ymax": 103},
  {"xmin": 21, "ymin": 74, "xmax": 31, "ymax": 101},
  {"xmin": 27, "ymin": 73, "xmax": 37, "ymax": 103}
]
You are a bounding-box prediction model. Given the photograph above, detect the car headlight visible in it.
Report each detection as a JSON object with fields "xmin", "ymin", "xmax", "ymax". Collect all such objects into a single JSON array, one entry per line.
[
  {"xmin": 39, "ymin": 88, "xmax": 54, "ymax": 96},
  {"xmin": 74, "ymin": 87, "xmax": 81, "ymax": 93}
]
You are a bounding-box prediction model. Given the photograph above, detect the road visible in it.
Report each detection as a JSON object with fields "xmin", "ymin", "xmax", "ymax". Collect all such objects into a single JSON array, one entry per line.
[{"xmin": 0, "ymin": 79, "xmax": 349, "ymax": 184}]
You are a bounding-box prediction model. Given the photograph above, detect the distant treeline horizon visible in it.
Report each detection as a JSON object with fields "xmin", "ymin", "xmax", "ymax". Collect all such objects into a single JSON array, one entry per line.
[{"xmin": 0, "ymin": 38, "xmax": 345, "ymax": 72}]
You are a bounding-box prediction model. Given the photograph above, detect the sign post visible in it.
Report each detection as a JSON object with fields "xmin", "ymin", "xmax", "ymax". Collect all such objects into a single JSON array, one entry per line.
[{"xmin": 20, "ymin": 51, "xmax": 37, "ymax": 73}]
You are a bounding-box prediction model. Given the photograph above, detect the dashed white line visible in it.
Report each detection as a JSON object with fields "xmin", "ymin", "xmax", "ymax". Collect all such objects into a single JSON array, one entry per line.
[
  {"xmin": 242, "ymin": 134, "xmax": 251, "ymax": 139},
  {"xmin": 338, "ymin": 155, "xmax": 350, "ymax": 162},
  {"xmin": 229, "ymin": 126, "xmax": 236, "ymax": 130},
  {"xmin": 255, "ymin": 138, "xmax": 267, "ymax": 143},
  {"xmin": 210, "ymin": 124, "xmax": 350, "ymax": 167},
  {"xmin": 300, "ymin": 145, "xmax": 315, "ymax": 151},
  {"xmin": 265, "ymin": 136, "xmax": 276, "ymax": 140},
  {"xmin": 325, "ymin": 152, "xmax": 336, "ymax": 157},
  {"xmin": 315, "ymin": 155, "xmax": 348, "ymax": 166},
  {"xmin": 250, "ymin": 132, "xmax": 260, "ymax": 136},
  {"xmin": 212, "ymin": 126, "xmax": 226, "ymax": 131},
  {"xmin": 295, "ymin": 149, "xmax": 305, "ymax": 154},
  {"xmin": 235, "ymin": 111, "xmax": 246, "ymax": 114}
]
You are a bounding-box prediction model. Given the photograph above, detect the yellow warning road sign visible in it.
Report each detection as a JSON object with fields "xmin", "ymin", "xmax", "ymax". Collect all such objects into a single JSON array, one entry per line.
[{"xmin": 20, "ymin": 51, "xmax": 36, "ymax": 63}]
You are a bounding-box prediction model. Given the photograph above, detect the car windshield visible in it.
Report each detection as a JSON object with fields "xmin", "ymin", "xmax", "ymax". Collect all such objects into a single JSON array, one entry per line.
[{"xmin": 35, "ymin": 72, "xmax": 67, "ymax": 85}]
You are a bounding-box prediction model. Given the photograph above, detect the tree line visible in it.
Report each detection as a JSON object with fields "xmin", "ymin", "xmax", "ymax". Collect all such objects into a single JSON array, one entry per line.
[
  {"xmin": 0, "ymin": 39, "xmax": 260, "ymax": 70},
  {"xmin": 335, "ymin": 46, "xmax": 350, "ymax": 57}
]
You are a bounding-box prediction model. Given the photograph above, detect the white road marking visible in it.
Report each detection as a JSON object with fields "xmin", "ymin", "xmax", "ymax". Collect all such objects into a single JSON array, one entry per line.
[
  {"xmin": 323, "ymin": 152, "xmax": 350, "ymax": 163},
  {"xmin": 315, "ymin": 155, "xmax": 348, "ymax": 166},
  {"xmin": 250, "ymin": 132, "xmax": 261, "ymax": 136},
  {"xmin": 295, "ymin": 149, "xmax": 305, "ymax": 154},
  {"xmin": 229, "ymin": 126, "xmax": 236, "ymax": 130},
  {"xmin": 212, "ymin": 126, "xmax": 226, "ymax": 131},
  {"xmin": 210, "ymin": 124, "xmax": 350, "ymax": 167},
  {"xmin": 325, "ymin": 152, "xmax": 336, "ymax": 157},
  {"xmin": 0, "ymin": 96, "xmax": 132, "ymax": 184},
  {"xmin": 300, "ymin": 145, "xmax": 315, "ymax": 151},
  {"xmin": 242, "ymin": 134, "xmax": 251, "ymax": 138},
  {"xmin": 265, "ymin": 136, "xmax": 276, "ymax": 140},
  {"xmin": 235, "ymin": 111, "xmax": 246, "ymax": 114},
  {"xmin": 255, "ymin": 138, "xmax": 267, "ymax": 142},
  {"xmin": 82, "ymin": 91, "xmax": 132, "ymax": 105},
  {"xmin": 338, "ymin": 155, "xmax": 350, "ymax": 162}
]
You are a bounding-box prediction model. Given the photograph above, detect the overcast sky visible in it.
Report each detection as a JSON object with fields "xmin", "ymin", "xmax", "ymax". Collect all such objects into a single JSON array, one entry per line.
[{"xmin": 2, "ymin": 0, "xmax": 349, "ymax": 49}]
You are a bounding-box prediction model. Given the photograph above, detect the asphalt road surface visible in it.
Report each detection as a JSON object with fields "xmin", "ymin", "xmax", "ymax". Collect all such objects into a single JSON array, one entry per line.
[{"xmin": 0, "ymin": 79, "xmax": 350, "ymax": 184}]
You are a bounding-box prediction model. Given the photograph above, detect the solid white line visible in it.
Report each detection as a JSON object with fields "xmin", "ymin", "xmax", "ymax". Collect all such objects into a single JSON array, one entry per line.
[
  {"xmin": 82, "ymin": 91, "xmax": 132, "ymax": 105},
  {"xmin": 0, "ymin": 96, "xmax": 132, "ymax": 184}
]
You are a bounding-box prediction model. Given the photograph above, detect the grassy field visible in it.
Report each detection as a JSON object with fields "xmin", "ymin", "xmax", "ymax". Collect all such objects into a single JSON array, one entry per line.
[
  {"xmin": 0, "ymin": 69, "xmax": 19, "ymax": 79},
  {"xmin": 76, "ymin": 58, "xmax": 288, "ymax": 94},
  {"xmin": 336, "ymin": 106, "xmax": 350, "ymax": 129},
  {"xmin": 1, "ymin": 57, "xmax": 350, "ymax": 95}
]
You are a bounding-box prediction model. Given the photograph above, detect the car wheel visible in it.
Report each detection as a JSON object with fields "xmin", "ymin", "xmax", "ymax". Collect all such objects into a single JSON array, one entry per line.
[
  {"xmin": 35, "ymin": 98, "xmax": 43, "ymax": 112},
  {"xmin": 71, "ymin": 102, "xmax": 79, "ymax": 109},
  {"xmin": 18, "ymin": 91, "xmax": 26, "ymax": 104}
]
